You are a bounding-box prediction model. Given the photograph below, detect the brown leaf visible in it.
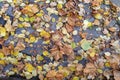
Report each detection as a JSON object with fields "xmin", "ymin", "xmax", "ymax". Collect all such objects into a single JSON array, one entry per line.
[
  {"xmin": 15, "ymin": 42, "xmax": 25, "ymax": 51},
  {"xmin": 108, "ymin": 27, "xmax": 117, "ymax": 32},
  {"xmin": 46, "ymin": 70, "xmax": 57, "ymax": 78},
  {"xmin": 58, "ymin": 9, "xmax": 67, "ymax": 16},
  {"xmin": 93, "ymin": 19, "xmax": 100, "ymax": 26},
  {"xmin": 39, "ymin": 74, "xmax": 44, "ymax": 80},
  {"xmin": 75, "ymin": 21, "xmax": 83, "ymax": 26},
  {"xmin": 113, "ymin": 70, "xmax": 120, "ymax": 80},
  {"xmin": 103, "ymin": 70, "xmax": 112, "ymax": 79},
  {"xmin": 79, "ymin": 32, "xmax": 87, "ymax": 39},
  {"xmin": 67, "ymin": 16, "xmax": 75, "ymax": 26},
  {"xmin": 21, "ymin": 4, "xmax": 39, "ymax": 16},
  {"xmin": 63, "ymin": 44, "xmax": 73, "ymax": 55},
  {"xmin": 65, "ymin": 1, "xmax": 75, "ymax": 9},
  {"xmin": 55, "ymin": 73, "xmax": 64, "ymax": 80},
  {"xmin": 17, "ymin": 62, "xmax": 24, "ymax": 71},
  {"xmin": 76, "ymin": 64, "xmax": 83, "ymax": 71},
  {"xmin": 65, "ymin": 23, "xmax": 73, "ymax": 33},
  {"xmin": 108, "ymin": 54, "xmax": 120, "ymax": 69},
  {"xmin": 0, "ymin": 47, "xmax": 10, "ymax": 56},
  {"xmin": 84, "ymin": 63, "xmax": 96, "ymax": 74},
  {"xmin": 0, "ymin": 38, "xmax": 4, "ymax": 45}
]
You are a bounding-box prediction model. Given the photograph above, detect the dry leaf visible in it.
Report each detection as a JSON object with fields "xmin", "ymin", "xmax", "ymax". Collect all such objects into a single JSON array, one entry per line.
[
  {"xmin": 76, "ymin": 64, "xmax": 83, "ymax": 71},
  {"xmin": 108, "ymin": 27, "xmax": 117, "ymax": 32},
  {"xmin": 17, "ymin": 62, "xmax": 24, "ymax": 71},
  {"xmin": 39, "ymin": 74, "xmax": 44, "ymax": 80},
  {"xmin": 84, "ymin": 63, "xmax": 96, "ymax": 74},
  {"xmin": 15, "ymin": 41, "xmax": 25, "ymax": 51},
  {"xmin": 65, "ymin": 23, "xmax": 73, "ymax": 33},
  {"xmin": 58, "ymin": 9, "xmax": 67, "ymax": 16},
  {"xmin": 65, "ymin": 1, "xmax": 75, "ymax": 9},
  {"xmin": 79, "ymin": 32, "xmax": 87, "ymax": 39},
  {"xmin": 67, "ymin": 16, "xmax": 75, "ymax": 26},
  {"xmin": 46, "ymin": 70, "xmax": 57, "ymax": 78},
  {"xmin": 22, "ymin": 4, "xmax": 39, "ymax": 16},
  {"xmin": 5, "ymin": 19, "xmax": 15, "ymax": 32},
  {"xmin": 55, "ymin": 73, "xmax": 64, "ymax": 80},
  {"xmin": 103, "ymin": 70, "xmax": 112, "ymax": 79},
  {"xmin": 113, "ymin": 70, "xmax": 120, "ymax": 80}
]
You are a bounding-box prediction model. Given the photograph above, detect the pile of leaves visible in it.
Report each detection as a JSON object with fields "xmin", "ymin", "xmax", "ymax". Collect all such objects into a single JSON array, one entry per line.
[{"xmin": 0, "ymin": 0, "xmax": 120, "ymax": 80}]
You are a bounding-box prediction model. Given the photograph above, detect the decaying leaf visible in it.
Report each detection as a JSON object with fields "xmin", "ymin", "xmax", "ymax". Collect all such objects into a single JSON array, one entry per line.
[
  {"xmin": 5, "ymin": 19, "xmax": 16, "ymax": 32},
  {"xmin": 76, "ymin": 64, "xmax": 83, "ymax": 71},
  {"xmin": 103, "ymin": 70, "xmax": 112, "ymax": 79},
  {"xmin": 84, "ymin": 63, "xmax": 96, "ymax": 74},
  {"xmin": 21, "ymin": 4, "xmax": 39, "ymax": 16},
  {"xmin": 55, "ymin": 73, "xmax": 64, "ymax": 80},
  {"xmin": 65, "ymin": 23, "xmax": 73, "ymax": 33},
  {"xmin": 108, "ymin": 27, "xmax": 117, "ymax": 32},
  {"xmin": 14, "ymin": 41, "xmax": 25, "ymax": 51},
  {"xmin": 65, "ymin": 0, "xmax": 75, "ymax": 9},
  {"xmin": 17, "ymin": 62, "xmax": 25, "ymax": 71},
  {"xmin": 58, "ymin": 9, "xmax": 67, "ymax": 16},
  {"xmin": 46, "ymin": 70, "xmax": 57, "ymax": 78},
  {"xmin": 113, "ymin": 70, "xmax": 120, "ymax": 80}
]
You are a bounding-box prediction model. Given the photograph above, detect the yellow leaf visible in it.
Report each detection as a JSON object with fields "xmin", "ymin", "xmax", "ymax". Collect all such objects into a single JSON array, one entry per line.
[
  {"xmin": 12, "ymin": 51, "xmax": 19, "ymax": 56},
  {"xmin": 0, "ymin": 52, "xmax": 4, "ymax": 58},
  {"xmin": 25, "ymin": 63, "xmax": 34, "ymax": 72},
  {"xmin": 29, "ymin": 35, "xmax": 36, "ymax": 43},
  {"xmin": 37, "ymin": 66, "xmax": 43, "ymax": 71},
  {"xmin": 36, "ymin": 55, "xmax": 44, "ymax": 61},
  {"xmin": 43, "ymin": 51, "xmax": 49, "ymax": 56},
  {"xmin": 97, "ymin": 69, "xmax": 103, "ymax": 73},
  {"xmin": 0, "ymin": 26, "xmax": 6, "ymax": 36},
  {"xmin": 40, "ymin": 30, "xmax": 50, "ymax": 38},
  {"xmin": 43, "ymin": 40, "xmax": 50, "ymax": 44},
  {"xmin": 105, "ymin": 62, "xmax": 110, "ymax": 67},
  {"xmin": 94, "ymin": 13, "xmax": 102, "ymax": 19},
  {"xmin": 0, "ymin": 60, "xmax": 5, "ymax": 65},
  {"xmin": 90, "ymin": 50, "xmax": 96, "ymax": 57},
  {"xmin": 57, "ymin": 4, "xmax": 63, "ymax": 9}
]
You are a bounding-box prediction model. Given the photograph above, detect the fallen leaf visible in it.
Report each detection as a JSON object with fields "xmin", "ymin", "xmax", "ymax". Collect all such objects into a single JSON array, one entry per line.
[
  {"xmin": 22, "ymin": 4, "xmax": 39, "ymax": 16},
  {"xmin": 58, "ymin": 9, "xmax": 67, "ymax": 16},
  {"xmin": 65, "ymin": 1, "xmax": 75, "ymax": 9},
  {"xmin": 76, "ymin": 64, "xmax": 83, "ymax": 71},
  {"xmin": 67, "ymin": 16, "xmax": 75, "ymax": 26},
  {"xmin": 25, "ymin": 63, "xmax": 35, "ymax": 72},
  {"xmin": 65, "ymin": 23, "xmax": 73, "ymax": 33},
  {"xmin": 81, "ymin": 39, "xmax": 92, "ymax": 50},
  {"xmin": 0, "ymin": 26, "xmax": 6, "ymax": 37},
  {"xmin": 113, "ymin": 70, "xmax": 120, "ymax": 80},
  {"xmin": 46, "ymin": 70, "xmax": 57, "ymax": 78},
  {"xmin": 5, "ymin": 19, "xmax": 15, "ymax": 32},
  {"xmin": 108, "ymin": 27, "xmax": 117, "ymax": 32},
  {"xmin": 15, "ymin": 41, "xmax": 25, "ymax": 51},
  {"xmin": 71, "ymin": 42, "xmax": 76, "ymax": 49},
  {"xmin": 40, "ymin": 30, "xmax": 50, "ymax": 39},
  {"xmin": 17, "ymin": 62, "xmax": 24, "ymax": 71},
  {"xmin": 84, "ymin": 63, "xmax": 96, "ymax": 74}
]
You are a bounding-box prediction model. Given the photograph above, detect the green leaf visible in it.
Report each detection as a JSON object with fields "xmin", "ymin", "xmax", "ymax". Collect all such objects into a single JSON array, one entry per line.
[
  {"xmin": 71, "ymin": 42, "xmax": 76, "ymax": 49},
  {"xmin": 81, "ymin": 39, "xmax": 91, "ymax": 50}
]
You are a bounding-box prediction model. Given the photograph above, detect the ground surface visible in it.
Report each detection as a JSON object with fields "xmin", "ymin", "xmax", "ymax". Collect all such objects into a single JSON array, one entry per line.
[{"xmin": 0, "ymin": 0, "xmax": 120, "ymax": 80}]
